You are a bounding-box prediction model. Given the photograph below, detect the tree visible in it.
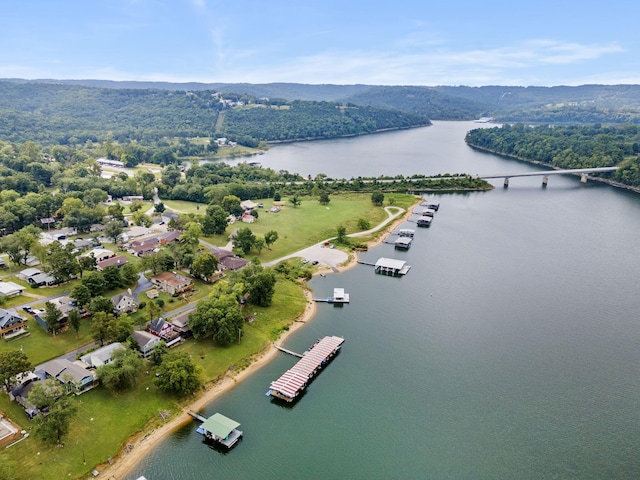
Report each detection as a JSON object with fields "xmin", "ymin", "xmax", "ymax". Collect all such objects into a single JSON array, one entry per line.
[
  {"xmin": 273, "ymin": 191, "xmax": 281, "ymax": 201},
  {"xmin": 149, "ymin": 342, "xmax": 168, "ymax": 366},
  {"xmin": 371, "ymin": 191, "xmax": 385, "ymax": 206},
  {"xmin": 90, "ymin": 296, "xmax": 115, "ymax": 315},
  {"xmin": 264, "ymin": 230, "xmax": 279, "ymax": 250},
  {"xmin": 154, "ymin": 202, "xmax": 166, "ymax": 214},
  {"xmin": 190, "ymin": 252, "xmax": 219, "ymax": 281},
  {"xmin": 155, "ymin": 352, "xmax": 203, "ymax": 395},
  {"xmin": 71, "ymin": 284, "xmax": 92, "ymax": 308},
  {"xmin": 91, "ymin": 311, "xmax": 133, "ymax": 346},
  {"xmin": 179, "ymin": 221, "xmax": 202, "ymax": 247},
  {"xmin": 319, "ymin": 191, "xmax": 331, "ymax": 205},
  {"xmin": 357, "ymin": 218, "xmax": 371, "ymax": 230},
  {"xmin": 77, "ymin": 254, "xmax": 97, "ymax": 276},
  {"xmin": 254, "ymin": 237, "xmax": 265, "ymax": 254},
  {"xmin": 132, "ymin": 211, "xmax": 152, "ymax": 227},
  {"xmin": 202, "ymin": 204, "xmax": 229, "ymax": 235},
  {"xmin": 189, "ymin": 293, "xmax": 244, "ymax": 346},
  {"xmin": 336, "ymin": 225, "xmax": 348, "ymax": 244},
  {"xmin": 45, "ymin": 241, "xmax": 79, "ymax": 284},
  {"xmin": 120, "ymin": 263, "xmax": 139, "ymax": 286},
  {"xmin": 68, "ymin": 308, "xmax": 81, "ymax": 337},
  {"xmin": 290, "ymin": 194, "xmax": 302, "ymax": 208},
  {"xmin": 0, "ymin": 350, "xmax": 32, "ymax": 390},
  {"xmin": 82, "ymin": 270, "xmax": 106, "ymax": 297},
  {"xmin": 246, "ymin": 269, "xmax": 277, "ymax": 307},
  {"xmin": 102, "ymin": 265, "xmax": 123, "ymax": 290},
  {"xmin": 96, "ymin": 347, "xmax": 142, "ymax": 391},
  {"xmin": 28, "ymin": 378, "xmax": 76, "ymax": 446},
  {"xmin": 233, "ymin": 227, "xmax": 256, "ymax": 255},
  {"xmin": 43, "ymin": 301, "xmax": 63, "ymax": 334},
  {"xmin": 104, "ymin": 219, "xmax": 124, "ymax": 244},
  {"xmin": 221, "ymin": 195, "xmax": 243, "ymax": 216}
]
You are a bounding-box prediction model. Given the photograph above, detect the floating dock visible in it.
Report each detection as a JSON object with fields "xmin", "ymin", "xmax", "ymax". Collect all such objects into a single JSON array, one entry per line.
[
  {"xmin": 194, "ymin": 412, "xmax": 243, "ymax": 449},
  {"xmin": 268, "ymin": 336, "xmax": 345, "ymax": 402},
  {"xmin": 313, "ymin": 288, "xmax": 350, "ymax": 303},
  {"xmin": 374, "ymin": 257, "xmax": 411, "ymax": 276},
  {"xmin": 416, "ymin": 217, "xmax": 432, "ymax": 227},
  {"xmin": 394, "ymin": 237, "xmax": 412, "ymax": 250},
  {"xmin": 398, "ymin": 228, "xmax": 415, "ymax": 237}
]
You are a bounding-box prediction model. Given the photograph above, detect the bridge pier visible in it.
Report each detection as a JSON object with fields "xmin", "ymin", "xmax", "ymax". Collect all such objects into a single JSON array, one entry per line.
[
  {"xmin": 581, "ymin": 173, "xmax": 588, "ymax": 184},
  {"xmin": 503, "ymin": 177, "xmax": 509, "ymax": 188},
  {"xmin": 542, "ymin": 176, "xmax": 548, "ymax": 187}
]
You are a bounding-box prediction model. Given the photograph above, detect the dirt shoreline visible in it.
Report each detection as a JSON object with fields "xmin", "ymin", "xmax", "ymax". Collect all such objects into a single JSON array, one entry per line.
[{"xmin": 102, "ymin": 197, "xmax": 420, "ymax": 480}]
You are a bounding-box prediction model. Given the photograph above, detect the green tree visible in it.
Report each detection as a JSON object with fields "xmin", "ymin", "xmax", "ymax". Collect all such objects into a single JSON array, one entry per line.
[
  {"xmin": 149, "ymin": 342, "xmax": 169, "ymax": 366},
  {"xmin": 71, "ymin": 284, "xmax": 92, "ymax": 308},
  {"xmin": 221, "ymin": 195, "xmax": 243, "ymax": 216},
  {"xmin": 319, "ymin": 191, "xmax": 331, "ymax": 205},
  {"xmin": 155, "ymin": 352, "xmax": 203, "ymax": 396},
  {"xmin": 28, "ymin": 378, "xmax": 76, "ymax": 446},
  {"xmin": 82, "ymin": 270, "xmax": 106, "ymax": 297},
  {"xmin": 371, "ymin": 191, "xmax": 385, "ymax": 206},
  {"xmin": 357, "ymin": 218, "xmax": 370, "ymax": 230},
  {"xmin": 189, "ymin": 293, "xmax": 244, "ymax": 346},
  {"xmin": 290, "ymin": 194, "xmax": 302, "ymax": 208},
  {"xmin": 43, "ymin": 301, "xmax": 63, "ymax": 334},
  {"xmin": 96, "ymin": 347, "xmax": 142, "ymax": 392},
  {"xmin": 104, "ymin": 219, "xmax": 124, "ymax": 244},
  {"xmin": 68, "ymin": 308, "xmax": 81, "ymax": 337},
  {"xmin": 273, "ymin": 191, "xmax": 281, "ymax": 201},
  {"xmin": 202, "ymin": 204, "xmax": 229, "ymax": 235},
  {"xmin": 264, "ymin": 230, "xmax": 279, "ymax": 250},
  {"xmin": 336, "ymin": 225, "xmax": 348, "ymax": 243},
  {"xmin": 120, "ymin": 263, "xmax": 139, "ymax": 286},
  {"xmin": 179, "ymin": 221, "xmax": 202, "ymax": 247},
  {"xmin": 154, "ymin": 202, "xmax": 166, "ymax": 214},
  {"xmin": 90, "ymin": 311, "xmax": 133, "ymax": 346},
  {"xmin": 246, "ymin": 269, "xmax": 277, "ymax": 307},
  {"xmin": 90, "ymin": 296, "xmax": 115, "ymax": 315},
  {"xmin": 46, "ymin": 241, "xmax": 80, "ymax": 284},
  {"xmin": 190, "ymin": 252, "xmax": 219, "ymax": 281},
  {"xmin": 77, "ymin": 255, "xmax": 97, "ymax": 276},
  {"xmin": 102, "ymin": 265, "xmax": 123, "ymax": 290},
  {"xmin": 0, "ymin": 350, "xmax": 32, "ymax": 390},
  {"xmin": 233, "ymin": 227, "xmax": 256, "ymax": 255}
]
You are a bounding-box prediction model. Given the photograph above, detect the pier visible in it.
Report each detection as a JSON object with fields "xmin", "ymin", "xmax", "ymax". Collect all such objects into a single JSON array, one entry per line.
[
  {"xmin": 268, "ymin": 336, "xmax": 345, "ymax": 403},
  {"xmin": 275, "ymin": 344, "xmax": 303, "ymax": 358},
  {"xmin": 313, "ymin": 287, "xmax": 350, "ymax": 304},
  {"xmin": 190, "ymin": 412, "xmax": 244, "ymax": 449}
]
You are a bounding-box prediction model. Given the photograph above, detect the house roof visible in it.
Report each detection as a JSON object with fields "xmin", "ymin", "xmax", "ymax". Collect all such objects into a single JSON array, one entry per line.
[
  {"xmin": 0, "ymin": 281, "xmax": 25, "ymax": 296},
  {"xmin": 111, "ymin": 291, "xmax": 137, "ymax": 306},
  {"xmin": 19, "ymin": 268, "xmax": 42, "ymax": 278},
  {"xmin": 149, "ymin": 317, "xmax": 171, "ymax": 334},
  {"xmin": 220, "ymin": 256, "xmax": 250, "ymax": 271},
  {"xmin": 0, "ymin": 309, "xmax": 24, "ymax": 329},
  {"xmin": 29, "ymin": 272, "xmax": 56, "ymax": 285},
  {"xmin": 82, "ymin": 248, "xmax": 114, "ymax": 259},
  {"xmin": 39, "ymin": 358, "xmax": 95, "ymax": 384},
  {"xmin": 132, "ymin": 330, "xmax": 160, "ymax": 348},
  {"xmin": 97, "ymin": 255, "xmax": 129, "ymax": 269},
  {"xmin": 375, "ymin": 257, "xmax": 407, "ymax": 270},
  {"xmin": 212, "ymin": 249, "xmax": 234, "ymax": 260},
  {"xmin": 202, "ymin": 413, "xmax": 240, "ymax": 439},
  {"xmin": 80, "ymin": 342, "xmax": 124, "ymax": 368},
  {"xmin": 151, "ymin": 271, "xmax": 192, "ymax": 287}
]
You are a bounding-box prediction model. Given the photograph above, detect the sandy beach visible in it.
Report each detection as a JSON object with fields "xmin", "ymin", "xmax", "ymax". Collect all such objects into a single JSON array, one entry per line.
[{"xmin": 102, "ymin": 197, "xmax": 419, "ymax": 480}]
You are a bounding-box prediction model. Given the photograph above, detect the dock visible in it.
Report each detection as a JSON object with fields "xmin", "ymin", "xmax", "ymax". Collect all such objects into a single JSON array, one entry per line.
[
  {"xmin": 194, "ymin": 413, "xmax": 243, "ymax": 449},
  {"xmin": 187, "ymin": 410, "xmax": 207, "ymax": 423},
  {"xmin": 275, "ymin": 344, "xmax": 303, "ymax": 358},
  {"xmin": 374, "ymin": 257, "xmax": 411, "ymax": 276},
  {"xmin": 313, "ymin": 287, "xmax": 350, "ymax": 303},
  {"xmin": 268, "ymin": 336, "xmax": 345, "ymax": 403}
]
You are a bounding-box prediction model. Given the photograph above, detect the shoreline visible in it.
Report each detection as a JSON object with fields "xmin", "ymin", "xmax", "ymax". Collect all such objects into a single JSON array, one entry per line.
[{"xmin": 102, "ymin": 197, "xmax": 420, "ymax": 480}]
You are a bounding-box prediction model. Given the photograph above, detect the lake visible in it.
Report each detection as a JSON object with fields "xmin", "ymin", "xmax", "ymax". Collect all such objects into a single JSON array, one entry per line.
[{"xmin": 128, "ymin": 122, "xmax": 640, "ymax": 479}]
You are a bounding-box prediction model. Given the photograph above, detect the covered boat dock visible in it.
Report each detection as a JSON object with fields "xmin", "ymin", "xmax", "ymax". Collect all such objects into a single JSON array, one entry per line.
[
  {"xmin": 268, "ymin": 335, "xmax": 345, "ymax": 402},
  {"xmin": 374, "ymin": 257, "xmax": 411, "ymax": 276},
  {"xmin": 196, "ymin": 413, "xmax": 243, "ymax": 449}
]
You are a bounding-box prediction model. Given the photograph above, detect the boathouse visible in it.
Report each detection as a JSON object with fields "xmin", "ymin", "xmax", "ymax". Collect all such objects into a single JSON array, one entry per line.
[
  {"xmin": 417, "ymin": 217, "xmax": 432, "ymax": 227},
  {"xmin": 394, "ymin": 237, "xmax": 412, "ymax": 250},
  {"xmin": 198, "ymin": 413, "xmax": 243, "ymax": 449},
  {"xmin": 374, "ymin": 257, "xmax": 411, "ymax": 276},
  {"xmin": 398, "ymin": 228, "xmax": 415, "ymax": 237},
  {"xmin": 269, "ymin": 336, "xmax": 345, "ymax": 402},
  {"xmin": 421, "ymin": 208, "xmax": 436, "ymax": 217},
  {"xmin": 421, "ymin": 199, "xmax": 440, "ymax": 211}
]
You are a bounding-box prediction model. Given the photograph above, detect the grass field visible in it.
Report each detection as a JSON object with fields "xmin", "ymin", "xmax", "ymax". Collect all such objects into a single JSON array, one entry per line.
[{"xmin": 0, "ymin": 278, "xmax": 306, "ymax": 480}]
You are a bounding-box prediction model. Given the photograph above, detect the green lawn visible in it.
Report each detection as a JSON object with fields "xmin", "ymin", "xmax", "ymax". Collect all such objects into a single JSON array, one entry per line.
[
  {"xmin": 199, "ymin": 193, "xmax": 416, "ymax": 261},
  {"xmin": 0, "ymin": 278, "xmax": 306, "ymax": 480}
]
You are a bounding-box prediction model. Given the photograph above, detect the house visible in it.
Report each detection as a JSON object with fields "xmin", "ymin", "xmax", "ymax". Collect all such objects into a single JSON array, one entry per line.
[
  {"xmin": 170, "ymin": 310, "xmax": 193, "ymax": 338},
  {"xmin": 42, "ymin": 227, "xmax": 77, "ymax": 241},
  {"xmin": 28, "ymin": 272, "xmax": 58, "ymax": 287},
  {"xmin": 128, "ymin": 238, "xmax": 159, "ymax": 257},
  {"xmin": 241, "ymin": 213, "xmax": 255, "ymax": 223},
  {"xmin": 38, "ymin": 358, "xmax": 96, "ymax": 393},
  {"xmin": 0, "ymin": 281, "xmax": 25, "ymax": 298},
  {"xmin": 161, "ymin": 211, "xmax": 180, "ymax": 224},
  {"xmin": 17, "ymin": 267, "xmax": 43, "ymax": 281},
  {"xmin": 72, "ymin": 238, "xmax": 94, "ymax": 252},
  {"xmin": 158, "ymin": 230, "xmax": 181, "ymax": 245},
  {"xmin": 149, "ymin": 317, "xmax": 178, "ymax": 342},
  {"xmin": 0, "ymin": 309, "xmax": 26, "ymax": 339},
  {"xmin": 96, "ymin": 158, "xmax": 125, "ymax": 168},
  {"xmin": 111, "ymin": 291, "xmax": 138, "ymax": 314},
  {"xmin": 80, "ymin": 342, "xmax": 125, "ymax": 369},
  {"xmin": 212, "ymin": 249, "xmax": 250, "ymax": 271},
  {"xmin": 240, "ymin": 200, "xmax": 258, "ymax": 211},
  {"xmin": 131, "ymin": 330, "xmax": 161, "ymax": 358},
  {"xmin": 150, "ymin": 272, "xmax": 192, "ymax": 295},
  {"xmin": 82, "ymin": 248, "xmax": 115, "ymax": 263},
  {"xmin": 96, "ymin": 255, "xmax": 129, "ymax": 271}
]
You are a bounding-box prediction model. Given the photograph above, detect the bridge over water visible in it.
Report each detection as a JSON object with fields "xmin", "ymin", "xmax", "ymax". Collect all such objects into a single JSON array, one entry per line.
[{"xmin": 476, "ymin": 166, "xmax": 618, "ymax": 187}]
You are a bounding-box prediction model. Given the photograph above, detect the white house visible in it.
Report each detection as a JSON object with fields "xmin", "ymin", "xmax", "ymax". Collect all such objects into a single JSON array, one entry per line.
[
  {"xmin": 132, "ymin": 330, "xmax": 161, "ymax": 358},
  {"xmin": 111, "ymin": 291, "xmax": 138, "ymax": 314},
  {"xmin": 0, "ymin": 281, "xmax": 25, "ymax": 298},
  {"xmin": 80, "ymin": 342, "xmax": 125, "ymax": 369}
]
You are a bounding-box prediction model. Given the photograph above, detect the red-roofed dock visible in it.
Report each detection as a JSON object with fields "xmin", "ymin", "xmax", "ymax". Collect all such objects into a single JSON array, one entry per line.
[{"xmin": 268, "ymin": 335, "xmax": 345, "ymax": 402}]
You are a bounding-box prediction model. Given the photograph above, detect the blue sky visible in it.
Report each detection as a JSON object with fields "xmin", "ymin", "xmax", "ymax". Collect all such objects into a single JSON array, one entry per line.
[{"xmin": 1, "ymin": 0, "xmax": 638, "ymax": 86}]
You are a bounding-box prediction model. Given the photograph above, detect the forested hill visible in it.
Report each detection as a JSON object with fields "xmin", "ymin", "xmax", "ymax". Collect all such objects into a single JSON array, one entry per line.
[
  {"xmin": 465, "ymin": 123, "xmax": 640, "ymax": 188},
  {"xmin": 0, "ymin": 81, "xmax": 429, "ymax": 146},
  {"xmin": 8, "ymin": 79, "xmax": 640, "ymax": 123}
]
